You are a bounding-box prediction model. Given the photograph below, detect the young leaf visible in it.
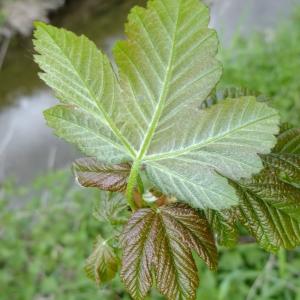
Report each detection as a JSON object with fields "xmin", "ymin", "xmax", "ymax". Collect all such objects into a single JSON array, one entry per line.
[
  {"xmin": 273, "ymin": 125, "xmax": 300, "ymax": 154},
  {"xmin": 261, "ymin": 153, "xmax": 300, "ymax": 182},
  {"xmin": 73, "ymin": 158, "xmax": 131, "ymax": 192},
  {"xmin": 93, "ymin": 192, "xmax": 130, "ymax": 227},
  {"xmin": 85, "ymin": 235, "xmax": 119, "ymax": 284},
  {"xmin": 206, "ymin": 209, "xmax": 238, "ymax": 248},
  {"xmin": 233, "ymin": 173, "xmax": 300, "ymax": 252},
  {"xmin": 33, "ymin": 0, "xmax": 279, "ymax": 210},
  {"xmin": 120, "ymin": 203, "xmax": 217, "ymax": 300}
]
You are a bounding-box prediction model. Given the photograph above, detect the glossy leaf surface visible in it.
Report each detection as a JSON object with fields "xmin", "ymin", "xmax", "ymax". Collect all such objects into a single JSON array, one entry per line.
[
  {"xmin": 73, "ymin": 158, "xmax": 131, "ymax": 192},
  {"xmin": 120, "ymin": 203, "xmax": 217, "ymax": 300}
]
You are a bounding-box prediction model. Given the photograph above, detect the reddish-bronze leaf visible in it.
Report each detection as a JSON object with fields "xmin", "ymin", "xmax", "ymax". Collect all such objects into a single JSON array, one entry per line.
[
  {"xmin": 206, "ymin": 209, "xmax": 238, "ymax": 248},
  {"xmin": 85, "ymin": 235, "xmax": 119, "ymax": 284},
  {"xmin": 73, "ymin": 158, "xmax": 131, "ymax": 192},
  {"xmin": 120, "ymin": 209, "xmax": 156, "ymax": 300},
  {"xmin": 274, "ymin": 126, "xmax": 300, "ymax": 154},
  {"xmin": 120, "ymin": 203, "xmax": 217, "ymax": 300}
]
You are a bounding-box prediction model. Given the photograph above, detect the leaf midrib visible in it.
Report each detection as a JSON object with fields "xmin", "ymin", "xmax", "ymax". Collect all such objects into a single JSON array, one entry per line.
[
  {"xmin": 126, "ymin": 2, "xmax": 182, "ymax": 204},
  {"xmin": 135, "ymin": 1, "xmax": 181, "ymax": 162},
  {"xmin": 144, "ymin": 112, "xmax": 278, "ymax": 162},
  {"xmin": 157, "ymin": 212, "xmax": 186, "ymax": 298}
]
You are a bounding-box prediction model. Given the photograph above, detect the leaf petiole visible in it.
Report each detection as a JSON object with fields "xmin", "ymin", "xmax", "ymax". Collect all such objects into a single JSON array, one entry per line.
[{"xmin": 126, "ymin": 160, "xmax": 141, "ymax": 211}]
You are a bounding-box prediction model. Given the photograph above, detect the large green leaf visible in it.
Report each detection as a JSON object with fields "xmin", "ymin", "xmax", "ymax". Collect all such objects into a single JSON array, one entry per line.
[
  {"xmin": 120, "ymin": 203, "xmax": 217, "ymax": 300},
  {"xmin": 33, "ymin": 0, "xmax": 279, "ymax": 210}
]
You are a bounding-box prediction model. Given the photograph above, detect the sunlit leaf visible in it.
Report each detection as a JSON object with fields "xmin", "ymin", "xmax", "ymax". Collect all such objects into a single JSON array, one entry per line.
[
  {"xmin": 120, "ymin": 203, "xmax": 217, "ymax": 300},
  {"xmin": 33, "ymin": 0, "xmax": 279, "ymax": 210},
  {"xmin": 73, "ymin": 158, "xmax": 131, "ymax": 192},
  {"xmin": 85, "ymin": 235, "xmax": 119, "ymax": 284}
]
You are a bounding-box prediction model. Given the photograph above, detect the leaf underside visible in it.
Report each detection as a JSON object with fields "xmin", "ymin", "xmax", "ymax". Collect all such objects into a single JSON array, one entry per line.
[
  {"xmin": 33, "ymin": 0, "xmax": 279, "ymax": 210},
  {"xmin": 208, "ymin": 125, "xmax": 300, "ymax": 252},
  {"xmin": 120, "ymin": 203, "xmax": 217, "ymax": 300}
]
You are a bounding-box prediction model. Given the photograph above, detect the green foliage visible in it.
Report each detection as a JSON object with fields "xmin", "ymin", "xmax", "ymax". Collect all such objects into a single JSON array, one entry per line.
[
  {"xmin": 1, "ymin": 171, "xmax": 300, "ymax": 299},
  {"xmin": 0, "ymin": 170, "xmax": 128, "ymax": 300},
  {"xmin": 0, "ymin": 12, "xmax": 5, "ymax": 28},
  {"xmin": 221, "ymin": 7, "xmax": 300, "ymax": 126},
  {"xmin": 30, "ymin": 0, "xmax": 300, "ymax": 299},
  {"xmin": 34, "ymin": 0, "xmax": 279, "ymax": 212}
]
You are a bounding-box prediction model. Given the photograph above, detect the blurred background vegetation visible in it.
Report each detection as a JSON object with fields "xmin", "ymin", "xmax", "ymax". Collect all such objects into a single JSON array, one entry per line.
[{"xmin": 0, "ymin": 0, "xmax": 299, "ymax": 299}]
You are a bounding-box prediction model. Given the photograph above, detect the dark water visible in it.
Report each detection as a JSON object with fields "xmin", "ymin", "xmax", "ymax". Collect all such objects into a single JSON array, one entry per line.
[{"xmin": 0, "ymin": 0, "xmax": 296, "ymax": 183}]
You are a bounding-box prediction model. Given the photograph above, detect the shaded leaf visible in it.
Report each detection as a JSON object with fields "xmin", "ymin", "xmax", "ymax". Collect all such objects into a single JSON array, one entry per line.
[
  {"xmin": 206, "ymin": 209, "xmax": 238, "ymax": 248},
  {"xmin": 121, "ymin": 203, "xmax": 217, "ymax": 300},
  {"xmin": 85, "ymin": 235, "xmax": 119, "ymax": 284},
  {"xmin": 34, "ymin": 0, "xmax": 279, "ymax": 210},
  {"xmin": 261, "ymin": 153, "xmax": 300, "ymax": 183},
  {"xmin": 73, "ymin": 158, "xmax": 131, "ymax": 192},
  {"xmin": 273, "ymin": 126, "xmax": 300, "ymax": 154},
  {"xmin": 233, "ymin": 174, "xmax": 300, "ymax": 252},
  {"xmin": 93, "ymin": 192, "xmax": 129, "ymax": 227}
]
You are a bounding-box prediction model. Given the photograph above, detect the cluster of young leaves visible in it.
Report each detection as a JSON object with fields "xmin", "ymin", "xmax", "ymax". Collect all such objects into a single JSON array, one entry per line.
[
  {"xmin": 32, "ymin": 0, "xmax": 300, "ymax": 299},
  {"xmin": 84, "ymin": 192, "xmax": 130, "ymax": 285}
]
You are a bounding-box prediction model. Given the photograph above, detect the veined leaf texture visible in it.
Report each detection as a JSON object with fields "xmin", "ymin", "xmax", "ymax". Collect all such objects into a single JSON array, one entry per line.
[{"xmin": 34, "ymin": 0, "xmax": 279, "ymax": 210}]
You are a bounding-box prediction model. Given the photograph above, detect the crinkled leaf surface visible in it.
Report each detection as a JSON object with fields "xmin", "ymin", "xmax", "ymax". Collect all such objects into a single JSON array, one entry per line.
[
  {"xmin": 120, "ymin": 203, "xmax": 217, "ymax": 300},
  {"xmin": 85, "ymin": 235, "xmax": 119, "ymax": 284},
  {"xmin": 212, "ymin": 126, "xmax": 300, "ymax": 252},
  {"xmin": 93, "ymin": 192, "xmax": 130, "ymax": 227},
  {"xmin": 73, "ymin": 158, "xmax": 131, "ymax": 192},
  {"xmin": 206, "ymin": 209, "xmax": 238, "ymax": 248},
  {"xmin": 274, "ymin": 125, "xmax": 300, "ymax": 154},
  {"xmin": 33, "ymin": 0, "xmax": 279, "ymax": 210}
]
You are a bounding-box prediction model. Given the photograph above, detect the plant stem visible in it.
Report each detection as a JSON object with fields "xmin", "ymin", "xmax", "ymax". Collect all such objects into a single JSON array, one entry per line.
[
  {"xmin": 137, "ymin": 174, "xmax": 144, "ymax": 194},
  {"xmin": 126, "ymin": 160, "xmax": 141, "ymax": 211}
]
